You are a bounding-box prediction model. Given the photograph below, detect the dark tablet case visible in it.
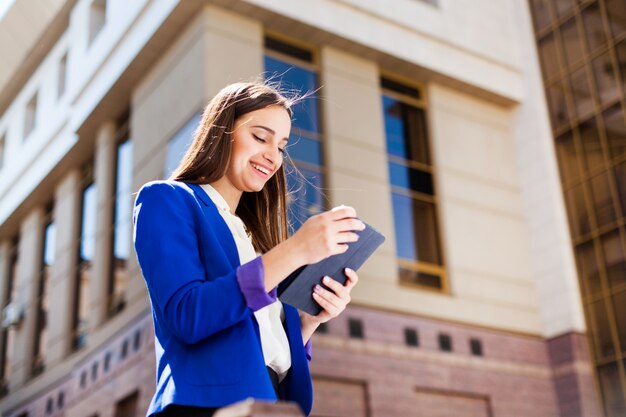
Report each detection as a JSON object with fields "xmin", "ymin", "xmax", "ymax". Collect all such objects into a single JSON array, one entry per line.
[{"xmin": 277, "ymin": 222, "xmax": 385, "ymax": 315}]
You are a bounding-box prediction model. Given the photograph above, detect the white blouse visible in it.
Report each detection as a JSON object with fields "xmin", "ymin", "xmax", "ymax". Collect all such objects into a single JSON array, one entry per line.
[{"xmin": 200, "ymin": 184, "xmax": 292, "ymax": 382}]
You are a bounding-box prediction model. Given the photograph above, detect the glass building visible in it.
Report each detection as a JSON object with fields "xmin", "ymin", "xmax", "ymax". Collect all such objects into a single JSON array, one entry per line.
[{"xmin": 529, "ymin": 1, "xmax": 626, "ymax": 415}]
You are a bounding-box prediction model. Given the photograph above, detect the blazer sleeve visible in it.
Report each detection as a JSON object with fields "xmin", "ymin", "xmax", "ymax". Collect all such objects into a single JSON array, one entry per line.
[{"xmin": 133, "ymin": 182, "xmax": 263, "ymax": 344}]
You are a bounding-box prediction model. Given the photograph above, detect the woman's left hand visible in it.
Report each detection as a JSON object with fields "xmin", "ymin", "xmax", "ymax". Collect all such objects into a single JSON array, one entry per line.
[{"xmin": 303, "ymin": 268, "xmax": 359, "ymax": 324}]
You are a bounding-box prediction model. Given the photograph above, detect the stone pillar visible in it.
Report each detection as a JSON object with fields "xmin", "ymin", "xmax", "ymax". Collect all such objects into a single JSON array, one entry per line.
[
  {"xmin": 90, "ymin": 122, "xmax": 116, "ymax": 327},
  {"xmin": 318, "ymin": 46, "xmax": 397, "ymax": 287},
  {"xmin": 46, "ymin": 170, "xmax": 81, "ymax": 366},
  {"xmin": 9, "ymin": 208, "xmax": 44, "ymax": 389}
]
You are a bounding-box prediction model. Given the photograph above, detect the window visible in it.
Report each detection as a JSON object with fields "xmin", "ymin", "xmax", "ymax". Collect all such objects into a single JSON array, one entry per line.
[
  {"xmin": 382, "ymin": 77, "xmax": 446, "ymax": 290},
  {"xmin": 0, "ymin": 238, "xmax": 19, "ymax": 397},
  {"xmin": 470, "ymin": 338, "xmax": 483, "ymax": 356},
  {"xmin": 114, "ymin": 391, "xmax": 138, "ymax": 417},
  {"xmin": 24, "ymin": 92, "xmax": 37, "ymax": 139},
  {"xmin": 133, "ymin": 329, "xmax": 141, "ymax": 351},
  {"xmin": 164, "ymin": 112, "xmax": 201, "ymax": 179},
  {"xmin": 109, "ymin": 123, "xmax": 133, "ymax": 318},
  {"xmin": 264, "ymin": 36, "xmax": 324, "ymax": 231},
  {"xmin": 404, "ymin": 328, "xmax": 419, "ymax": 347},
  {"xmin": 438, "ymin": 333, "xmax": 452, "ymax": 352},
  {"xmin": 88, "ymin": 0, "xmax": 106, "ymax": 45},
  {"xmin": 33, "ymin": 207, "xmax": 55, "ymax": 377},
  {"xmin": 58, "ymin": 53, "xmax": 67, "ymax": 99},
  {"xmin": 0, "ymin": 132, "xmax": 5, "ymax": 170},
  {"xmin": 348, "ymin": 318, "xmax": 364, "ymax": 339},
  {"xmin": 73, "ymin": 165, "xmax": 96, "ymax": 350}
]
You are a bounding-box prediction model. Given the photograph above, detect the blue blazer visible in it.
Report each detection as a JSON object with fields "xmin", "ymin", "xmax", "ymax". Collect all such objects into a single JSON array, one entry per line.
[{"xmin": 133, "ymin": 180, "xmax": 313, "ymax": 416}]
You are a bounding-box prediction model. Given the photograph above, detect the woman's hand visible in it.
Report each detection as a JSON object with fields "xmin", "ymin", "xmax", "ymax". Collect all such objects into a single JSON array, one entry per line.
[
  {"xmin": 290, "ymin": 206, "xmax": 365, "ymax": 266},
  {"xmin": 301, "ymin": 268, "xmax": 359, "ymax": 331}
]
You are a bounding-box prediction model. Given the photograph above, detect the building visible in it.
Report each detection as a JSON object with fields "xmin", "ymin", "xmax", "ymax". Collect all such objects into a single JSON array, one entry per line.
[
  {"xmin": 529, "ymin": 1, "xmax": 626, "ymax": 416},
  {"xmin": 0, "ymin": 0, "xmax": 614, "ymax": 416}
]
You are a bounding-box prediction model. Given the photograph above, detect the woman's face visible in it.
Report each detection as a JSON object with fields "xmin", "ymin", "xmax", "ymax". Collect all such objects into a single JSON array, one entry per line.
[{"xmin": 225, "ymin": 105, "xmax": 291, "ymax": 193}]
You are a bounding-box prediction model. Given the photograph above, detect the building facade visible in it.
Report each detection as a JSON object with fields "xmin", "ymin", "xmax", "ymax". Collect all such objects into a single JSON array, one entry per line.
[
  {"xmin": 0, "ymin": 0, "xmax": 609, "ymax": 416},
  {"xmin": 529, "ymin": 1, "xmax": 626, "ymax": 416}
]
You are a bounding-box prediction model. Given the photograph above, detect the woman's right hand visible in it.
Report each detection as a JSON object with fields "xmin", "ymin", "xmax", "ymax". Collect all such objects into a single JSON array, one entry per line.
[{"xmin": 289, "ymin": 206, "xmax": 366, "ymax": 265}]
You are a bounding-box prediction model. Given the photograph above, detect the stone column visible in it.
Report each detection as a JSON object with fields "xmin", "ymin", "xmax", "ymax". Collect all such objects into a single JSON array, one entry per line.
[
  {"xmin": 9, "ymin": 208, "xmax": 44, "ymax": 389},
  {"xmin": 318, "ymin": 46, "xmax": 397, "ymax": 290},
  {"xmin": 46, "ymin": 170, "xmax": 81, "ymax": 367},
  {"xmin": 90, "ymin": 121, "xmax": 116, "ymax": 327}
]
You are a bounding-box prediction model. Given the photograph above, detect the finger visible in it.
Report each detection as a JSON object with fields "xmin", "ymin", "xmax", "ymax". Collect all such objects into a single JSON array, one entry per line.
[
  {"xmin": 336, "ymin": 232, "xmax": 359, "ymax": 244},
  {"xmin": 344, "ymin": 268, "xmax": 359, "ymax": 288},
  {"xmin": 334, "ymin": 218, "xmax": 365, "ymax": 233},
  {"xmin": 321, "ymin": 276, "xmax": 349, "ymax": 298},
  {"xmin": 312, "ymin": 292, "xmax": 340, "ymax": 316},
  {"xmin": 328, "ymin": 206, "xmax": 357, "ymax": 221},
  {"xmin": 313, "ymin": 284, "xmax": 344, "ymax": 310}
]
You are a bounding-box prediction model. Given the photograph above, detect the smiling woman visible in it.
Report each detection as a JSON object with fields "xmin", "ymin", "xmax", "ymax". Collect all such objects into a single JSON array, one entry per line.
[{"xmin": 133, "ymin": 80, "xmax": 364, "ymax": 417}]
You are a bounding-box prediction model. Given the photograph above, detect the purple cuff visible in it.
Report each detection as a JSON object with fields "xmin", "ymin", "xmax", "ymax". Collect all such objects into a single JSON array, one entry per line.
[
  {"xmin": 236, "ymin": 256, "xmax": 277, "ymax": 311},
  {"xmin": 304, "ymin": 338, "xmax": 312, "ymax": 361}
]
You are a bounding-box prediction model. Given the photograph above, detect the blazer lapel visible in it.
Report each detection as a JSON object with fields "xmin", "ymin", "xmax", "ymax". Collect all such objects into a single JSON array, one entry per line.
[{"xmin": 185, "ymin": 183, "xmax": 240, "ymax": 269}]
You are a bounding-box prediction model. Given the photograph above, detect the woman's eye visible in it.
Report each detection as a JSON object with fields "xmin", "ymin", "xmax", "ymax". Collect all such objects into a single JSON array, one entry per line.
[
  {"xmin": 253, "ymin": 134, "xmax": 266, "ymax": 143},
  {"xmin": 278, "ymin": 147, "xmax": 287, "ymax": 156}
]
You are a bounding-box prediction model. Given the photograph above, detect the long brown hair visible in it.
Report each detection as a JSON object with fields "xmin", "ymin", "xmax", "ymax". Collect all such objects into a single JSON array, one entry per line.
[{"xmin": 169, "ymin": 81, "xmax": 300, "ymax": 253}]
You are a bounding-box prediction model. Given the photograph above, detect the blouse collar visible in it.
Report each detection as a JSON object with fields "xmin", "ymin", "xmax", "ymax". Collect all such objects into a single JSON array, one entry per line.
[{"xmin": 199, "ymin": 183, "xmax": 232, "ymax": 215}]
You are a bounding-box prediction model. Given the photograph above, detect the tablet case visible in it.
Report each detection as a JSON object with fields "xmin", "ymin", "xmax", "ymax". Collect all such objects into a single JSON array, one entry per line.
[{"xmin": 277, "ymin": 222, "xmax": 385, "ymax": 315}]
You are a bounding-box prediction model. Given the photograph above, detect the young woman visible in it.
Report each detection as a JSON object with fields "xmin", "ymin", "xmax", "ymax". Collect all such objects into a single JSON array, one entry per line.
[{"xmin": 133, "ymin": 81, "xmax": 364, "ymax": 417}]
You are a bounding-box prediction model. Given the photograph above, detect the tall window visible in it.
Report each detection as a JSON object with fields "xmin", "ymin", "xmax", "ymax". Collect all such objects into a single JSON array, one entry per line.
[
  {"xmin": 74, "ymin": 165, "xmax": 96, "ymax": 350},
  {"xmin": 164, "ymin": 112, "xmax": 201, "ymax": 179},
  {"xmin": 32, "ymin": 207, "xmax": 55, "ymax": 376},
  {"xmin": 24, "ymin": 92, "xmax": 37, "ymax": 140},
  {"xmin": 58, "ymin": 53, "xmax": 67, "ymax": 99},
  {"xmin": 0, "ymin": 237, "xmax": 19, "ymax": 397},
  {"xmin": 88, "ymin": 0, "xmax": 106, "ymax": 46},
  {"xmin": 382, "ymin": 77, "xmax": 446, "ymax": 291},
  {"xmin": 0, "ymin": 132, "xmax": 5, "ymax": 171},
  {"xmin": 109, "ymin": 126, "xmax": 133, "ymax": 317},
  {"xmin": 264, "ymin": 36, "xmax": 324, "ymax": 231}
]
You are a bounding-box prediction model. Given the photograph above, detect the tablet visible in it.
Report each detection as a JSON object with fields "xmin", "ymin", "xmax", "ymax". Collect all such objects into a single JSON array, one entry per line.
[{"xmin": 277, "ymin": 222, "xmax": 385, "ymax": 315}]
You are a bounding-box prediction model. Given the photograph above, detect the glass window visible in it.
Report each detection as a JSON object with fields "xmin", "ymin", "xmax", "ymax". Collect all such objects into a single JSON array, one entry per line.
[
  {"xmin": 163, "ymin": 112, "xmax": 201, "ymax": 179},
  {"xmin": 538, "ymin": 33, "xmax": 561, "ymax": 82},
  {"xmin": 545, "ymin": 79, "xmax": 572, "ymax": 131},
  {"xmin": 264, "ymin": 46, "xmax": 324, "ymax": 231},
  {"xmin": 383, "ymin": 85, "xmax": 444, "ymax": 291},
  {"xmin": 570, "ymin": 67, "xmax": 594, "ymax": 119},
  {"xmin": 555, "ymin": 0, "xmax": 575, "ymax": 18},
  {"xmin": 614, "ymin": 161, "xmax": 626, "ymax": 218},
  {"xmin": 24, "ymin": 92, "xmax": 37, "ymax": 139},
  {"xmin": 530, "ymin": 0, "xmax": 554, "ymax": 33},
  {"xmin": 0, "ymin": 132, "xmax": 5, "ymax": 171},
  {"xmin": 110, "ymin": 138, "xmax": 133, "ymax": 316},
  {"xmin": 602, "ymin": 104, "xmax": 626, "ymax": 163},
  {"xmin": 581, "ymin": 3, "xmax": 608, "ymax": 53},
  {"xmin": 605, "ymin": 0, "xmax": 626, "ymax": 40},
  {"xmin": 88, "ymin": 0, "xmax": 106, "ymax": 45},
  {"xmin": 589, "ymin": 171, "xmax": 617, "ymax": 228},
  {"xmin": 58, "ymin": 53, "xmax": 67, "ymax": 99},
  {"xmin": 555, "ymin": 130, "xmax": 580, "ymax": 184},
  {"xmin": 578, "ymin": 116, "xmax": 604, "ymax": 173},
  {"xmin": 591, "ymin": 51, "xmax": 620, "ymax": 105},
  {"xmin": 602, "ymin": 230, "xmax": 626, "ymax": 290},
  {"xmin": 561, "ymin": 17, "xmax": 584, "ymax": 68},
  {"xmin": 565, "ymin": 182, "xmax": 591, "ymax": 238},
  {"xmin": 589, "ymin": 299, "xmax": 615, "ymax": 361},
  {"xmin": 597, "ymin": 361, "xmax": 626, "ymax": 417},
  {"xmin": 0, "ymin": 238, "xmax": 18, "ymax": 396},
  {"xmin": 616, "ymin": 40, "xmax": 626, "ymax": 94},
  {"xmin": 74, "ymin": 178, "xmax": 97, "ymax": 350},
  {"xmin": 576, "ymin": 240, "xmax": 601, "ymax": 299}
]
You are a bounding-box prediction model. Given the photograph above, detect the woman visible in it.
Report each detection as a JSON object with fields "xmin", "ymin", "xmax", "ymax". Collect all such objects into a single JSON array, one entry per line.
[{"xmin": 133, "ymin": 81, "xmax": 364, "ymax": 417}]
